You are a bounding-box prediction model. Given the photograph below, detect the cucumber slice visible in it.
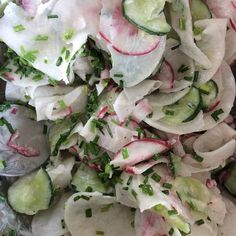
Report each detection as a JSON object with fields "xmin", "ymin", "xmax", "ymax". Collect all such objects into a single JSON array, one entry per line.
[
  {"xmin": 71, "ymin": 164, "xmax": 107, "ymax": 193},
  {"xmin": 224, "ymin": 163, "xmax": 236, "ymax": 196},
  {"xmin": 190, "ymin": 0, "xmax": 212, "ymax": 23},
  {"xmin": 8, "ymin": 168, "xmax": 53, "ymax": 215},
  {"xmin": 199, "ymin": 80, "xmax": 218, "ymax": 110},
  {"xmin": 122, "ymin": 0, "xmax": 171, "ymax": 35},
  {"xmin": 161, "ymin": 87, "xmax": 201, "ymax": 124}
]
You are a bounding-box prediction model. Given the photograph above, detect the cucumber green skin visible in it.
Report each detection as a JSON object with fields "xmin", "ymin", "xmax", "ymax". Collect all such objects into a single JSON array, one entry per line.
[
  {"xmin": 190, "ymin": 0, "xmax": 212, "ymax": 23},
  {"xmin": 199, "ymin": 80, "xmax": 218, "ymax": 110},
  {"xmin": 7, "ymin": 168, "xmax": 53, "ymax": 215},
  {"xmin": 122, "ymin": 0, "xmax": 169, "ymax": 36}
]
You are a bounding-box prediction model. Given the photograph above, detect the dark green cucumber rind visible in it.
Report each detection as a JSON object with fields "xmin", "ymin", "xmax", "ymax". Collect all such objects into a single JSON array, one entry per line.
[
  {"xmin": 122, "ymin": 0, "xmax": 170, "ymax": 36},
  {"xmin": 199, "ymin": 80, "xmax": 218, "ymax": 110},
  {"xmin": 190, "ymin": 0, "xmax": 212, "ymax": 23},
  {"xmin": 162, "ymin": 87, "xmax": 201, "ymax": 124},
  {"xmin": 224, "ymin": 164, "xmax": 236, "ymax": 195}
]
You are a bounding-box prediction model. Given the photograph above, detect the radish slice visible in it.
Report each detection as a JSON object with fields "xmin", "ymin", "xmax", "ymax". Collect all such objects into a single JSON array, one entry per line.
[
  {"xmin": 47, "ymin": 157, "xmax": 75, "ymax": 189},
  {"xmin": 195, "ymin": 19, "xmax": 227, "ymax": 85},
  {"xmin": 188, "ymin": 220, "xmax": 218, "ymax": 236},
  {"xmin": 225, "ymin": 29, "xmax": 236, "ymax": 64},
  {"xmin": 32, "ymin": 193, "xmax": 70, "ymax": 236},
  {"xmin": 64, "ymin": 192, "xmax": 136, "ymax": 236},
  {"xmin": 0, "ymin": 0, "xmax": 102, "ymax": 83},
  {"xmin": 110, "ymin": 138, "xmax": 170, "ymax": 168},
  {"xmin": 80, "ymin": 116, "xmax": 134, "ymax": 153},
  {"xmin": 170, "ymin": 0, "xmax": 211, "ymax": 69},
  {"xmin": 193, "ymin": 123, "xmax": 236, "ymax": 169},
  {"xmin": 5, "ymin": 82, "xmax": 30, "ymax": 102},
  {"xmin": 0, "ymin": 105, "xmax": 49, "ymax": 176},
  {"xmin": 21, "ymin": 0, "xmax": 41, "ymax": 16},
  {"xmin": 135, "ymin": 210, "xmax": 181, "ymax": 236},
  {"xmin": 99, "ymin": 0, "xmax": 161, "ymax": 56}
]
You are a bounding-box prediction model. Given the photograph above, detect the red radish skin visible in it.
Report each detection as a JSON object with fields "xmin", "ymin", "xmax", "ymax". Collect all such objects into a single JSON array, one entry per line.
[
  {"xmin": 110, "ymin": 138, "xmax": 171, "ymax": 168},
  {"xmin": 230, "ymin": 18, "xmax": 236, "ymax": 32},
  {"xmin": 7, "ymin": 130, "xmax": 40, "ymax": 157},
  {"xmin": 99, "ymin": 31, "xmax": 160, "ymax": 56},
  {"xmin": 10, "ymin": 108, "xmax": 18, "ymax": 115},
  {"xmin": 206, "ymin": 179, "xmax": 217, "ymax": 189},
  {"xmin": 4, "ymin": 73, "xmax": 15, "ymax": 81},
  {"xmin": 156, "ymin": 60, "xmax": 175, "ymax": 90},
  {"xmin": 231, "ymin": 1, "xmax": 236, "ymax": 9},
  {"xmin": 206, "ymin": 100, "xmax": 220, "ymax": 113},
  {"xmin": 98, "ymin": 106, "xmax": 109, "ymax": 119}
]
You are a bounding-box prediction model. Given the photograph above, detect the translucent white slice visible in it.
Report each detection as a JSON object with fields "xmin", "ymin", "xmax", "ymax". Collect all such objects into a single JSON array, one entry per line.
[
  {"xmin": 193, "ymin": 123, "xmax": 236, "ymax": 169},
  {"xmin": 225, "ymin": 29, "xmax": 236, "ymax": 65},
  {"xmin": 0, "ymin": 0, "xmax": 102, "ymax": 83},
  {"xmin": 64, "ymin": 192, "xmax": 136, "ymax": 236},
  {"xmin": 0, "ymin": 105, "xmax": 49, "ymax": 176},
  {"xmin": 32, "ymin": 193, "xmax": 70, "ymax": 236},
  {"xmin": 195, "ymin": 18, "xmax": 227, "ymax": 85}
]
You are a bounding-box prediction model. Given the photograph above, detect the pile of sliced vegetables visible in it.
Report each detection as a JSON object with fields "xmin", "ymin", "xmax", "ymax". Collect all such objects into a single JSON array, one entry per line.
[{"xmin": 0, "ymin": 0, "xmax": 236, "ymax": 235}]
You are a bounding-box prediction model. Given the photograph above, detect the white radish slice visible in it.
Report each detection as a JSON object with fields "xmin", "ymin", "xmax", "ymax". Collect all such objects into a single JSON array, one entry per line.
[
  {"xmin": 0, "ymin": 0, "xmax": 102, "ymax": 83},
  {"xmin": 64, "ymin": 192, "xmax": 136, "ymax": 236},
  {"xmin": 195, "ymin": 18, "xmax": 227, "ymax": 85},
  {"xmin": 218, "ymin": 198, "xmax": 236, "ymax": 236},
  {"xmin": 99, "ymin": 0, "xmax": 161, "ymax": 56},
  {"xmin": 202, "ymin": 62, "xmax": 236, "ymax": 130},
  {"xmin": 145, "ymin": 111, "xmax": 205, "ymax": 135},
  {"xmin": 135, "ymin": 210, "xmax": 181, "ymax": 236},
  {"xmin": 170, "ymin": 0, "xmax": 211, "ymax": 69},
  {"xmin": 193, "ymin": 123, "xmax": 236, "ymax": 169},
  {"xmin": 225, "ymin": 29, "xmax": 236, "ymax": 64},
  {"xmin": 32, "ymin": 193, "xmax": 70, "ymax": 236},
  {"xmin": 21, "ymin": 0, "xmax": 41, "ymax": 16},
  {"xmin": 0, "ymin": 105, "xmax": 49, "ymax": 176},
  {"xmin": 188, "ymin": 220, "xmax": 218, "ymax": 236},
  {"xmin": 156, "ymin": 39, "xmax": 194, "ymax": 92},
  {"xmin": 5, "ymin": 82, "xmax": 28, "ymax": 102},
  {"xmin": 110, "ymin": 138, "xmax": 171, "ymax": 168},
  {"xmin": 47, "ymin": 157, "xmax": 75, "ymax": 189},
  {"xmin": 80, "ymin": 116, "xmax": 134, "ymax": 153},
  {"xmin": 31, "ymin": 86, "xmax": 87, "ymax": 121},
  {"xmin": 147, "ymin": 87, "xmax": 190, "ymax": 107}
]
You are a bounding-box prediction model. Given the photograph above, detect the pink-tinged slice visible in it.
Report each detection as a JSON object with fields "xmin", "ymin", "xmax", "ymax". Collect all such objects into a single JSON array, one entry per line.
[{"xmin": 110, "ymin": 138, "xmax": 171, "ymax": 168}]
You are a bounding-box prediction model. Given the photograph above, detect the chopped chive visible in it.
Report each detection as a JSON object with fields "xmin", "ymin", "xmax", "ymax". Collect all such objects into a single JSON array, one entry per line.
[
  {"xmin": 85, "ymin": 186, "xmax": 93, "ymax": 192},
  {"xmin": 0, "ymin": 160, "xmax": 6, "ymax": 170},
  {"xmin": 211, "ymin": 109, "xmax": 224, "ymax": 122},
  {"xmin": 96, "ymin": 231, "xmax": 104, "ymax": 235},
  {"xmin": 58, "ymin": 100, "xmax": 67, "ymax": 109},
  {"xmin": 127, "ymin": 176, "xmax": 133, "ymax": 185},
  {"xmin": 93, "ymin": 135, "xmax": 100, "ymax": 143},
  {"xmin": 48, "ymin": 14, "xmax": 58, "ymax": 19},
  {"xmin": 168, "ymin": 209, "xmax": 178, "ymax": 216},
  {"xmin": 74, "ymin": 196, "xmax": 80, "ymax": 202},
  {"xmin": 131, "ymin": 189, "xmax": 138, "ymax": 199},
  {"xmin": 20, "ymin": 46, "xmax": 39, "ymax": 63},
  {"xmin": 35, "ymin": 34, "xmax": 49, "ymax": 41},
  {"xmin": 151, "ymin": 173, "xmax": 161, "ymax": 183},
  {"xmin": 153, "ymin": 154, "xmax": 161, "ymax": 161},
  {"xmin": 162, "ymin": 190, "xmax": 169, "ymax": 195},
  {"xmin": 122, "ymin": 186, "xmax": 129, "ymax": 191},
  {"xmin": 0, "ymin": 117, "xmax": 15, "ymax": 134},
  {"xmin": 61, "ymin": 46, "xmax": 67, "ymax": 54},
  {"xmin": 61, "ymin": 219, "xmax": 65, "ymax": 229},
  {"xmin": 85, "ymin": 208, "xmax": 92, "ymax": 218},
  {"xmin": 119, "ymin": 80, "xmax": 124, "ymax": 88},
  {"xmin": 43, "ymin": 125, "xmax": 48, "ymax": 135},
  {"xmin": 184, "ymin": 76, "xmax": 193, "ymax": 81},
  {"xmin": 192, "ymin": 154, "xmax": 204, "ymax": 163},
  {"xmin": 13, "ymin": 24, "xmax": 25, "ymax": 32},
  {"xmin": 56, "ymin": 56, "xmax": 63, "ymax": 66},
  {"xmin": 63, "ymin": 29, "xmax": 75, "ymax": 40},
  {"xmin": 32, "ymin": 74, "xmax": 43, "ymax": 81},
  {"xmin": 165, "ymin": 110, "xmax": 175, "ymax": 116},
  {"xmin": 187, "ymin": 201, "xmax": 197, "ymax": 211},
  {"xmin": 179, "ymin": 17, "xmax": 186, "ymax": 30},
  {"xmin": 48, "ymin": 78, "xmax": 59, "ymax": 86},
  {"xmin": 114, "ymin": 73, "xmax": 123, "ymax": 78},
  {"xmin": 199, "ymin": 88, "xmax": 210, "ymax": 95},
  {"xmin": 195, "ymin": 219, "xmax": 205, "ymax": 225},
  {"xmin": 162, "ymin": 183, "xmax": 173, "ymax": 189},
  {"xmin": 100, "ymin": 203, "xmax": 113, "ymax": 212},
  {"xmin": 122, "ymin": 148, "xmax": 129, "ymax": 159},
  {"xmin": 169, "ymin": 227, "xmax": 174, "ymax": 236},
  {"xmin": 139, "ymin": 183, "xmax": 154, "ymax": 196},
  {"xmin": 178, "ymin": 64, "xmax": 189, "ymax": 73},
  {"xmin": 193, "ymin": 26, "xmax": 204, "ymax": 35},
  {"xmin": 44, "ymin": 58, "xmax": 48, "ymax": 64},
  {"xmin": 136, "ymin": 127, "xmax": 145, "ymax": 139},
  {"xmin": 143, "ymin": 168, "xmax": 154, "ymax": 176},
  {"xmin": 193, "ymin": 71, "xmax": 199, "ymax": 82},
  {"xmin": 125, "ymin": 116, "xmax": 132, "ymax": 127},
  {"xmin": 80, "ymin": 195, "xmax": 90, "ymax": 201},
  {"xmin": 65, "ymin": 50, "xmax": 71, "ymax": 61},
  {"xmin": 143, "ymin": 176, "xmax": 149, "ymax": 184}
]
